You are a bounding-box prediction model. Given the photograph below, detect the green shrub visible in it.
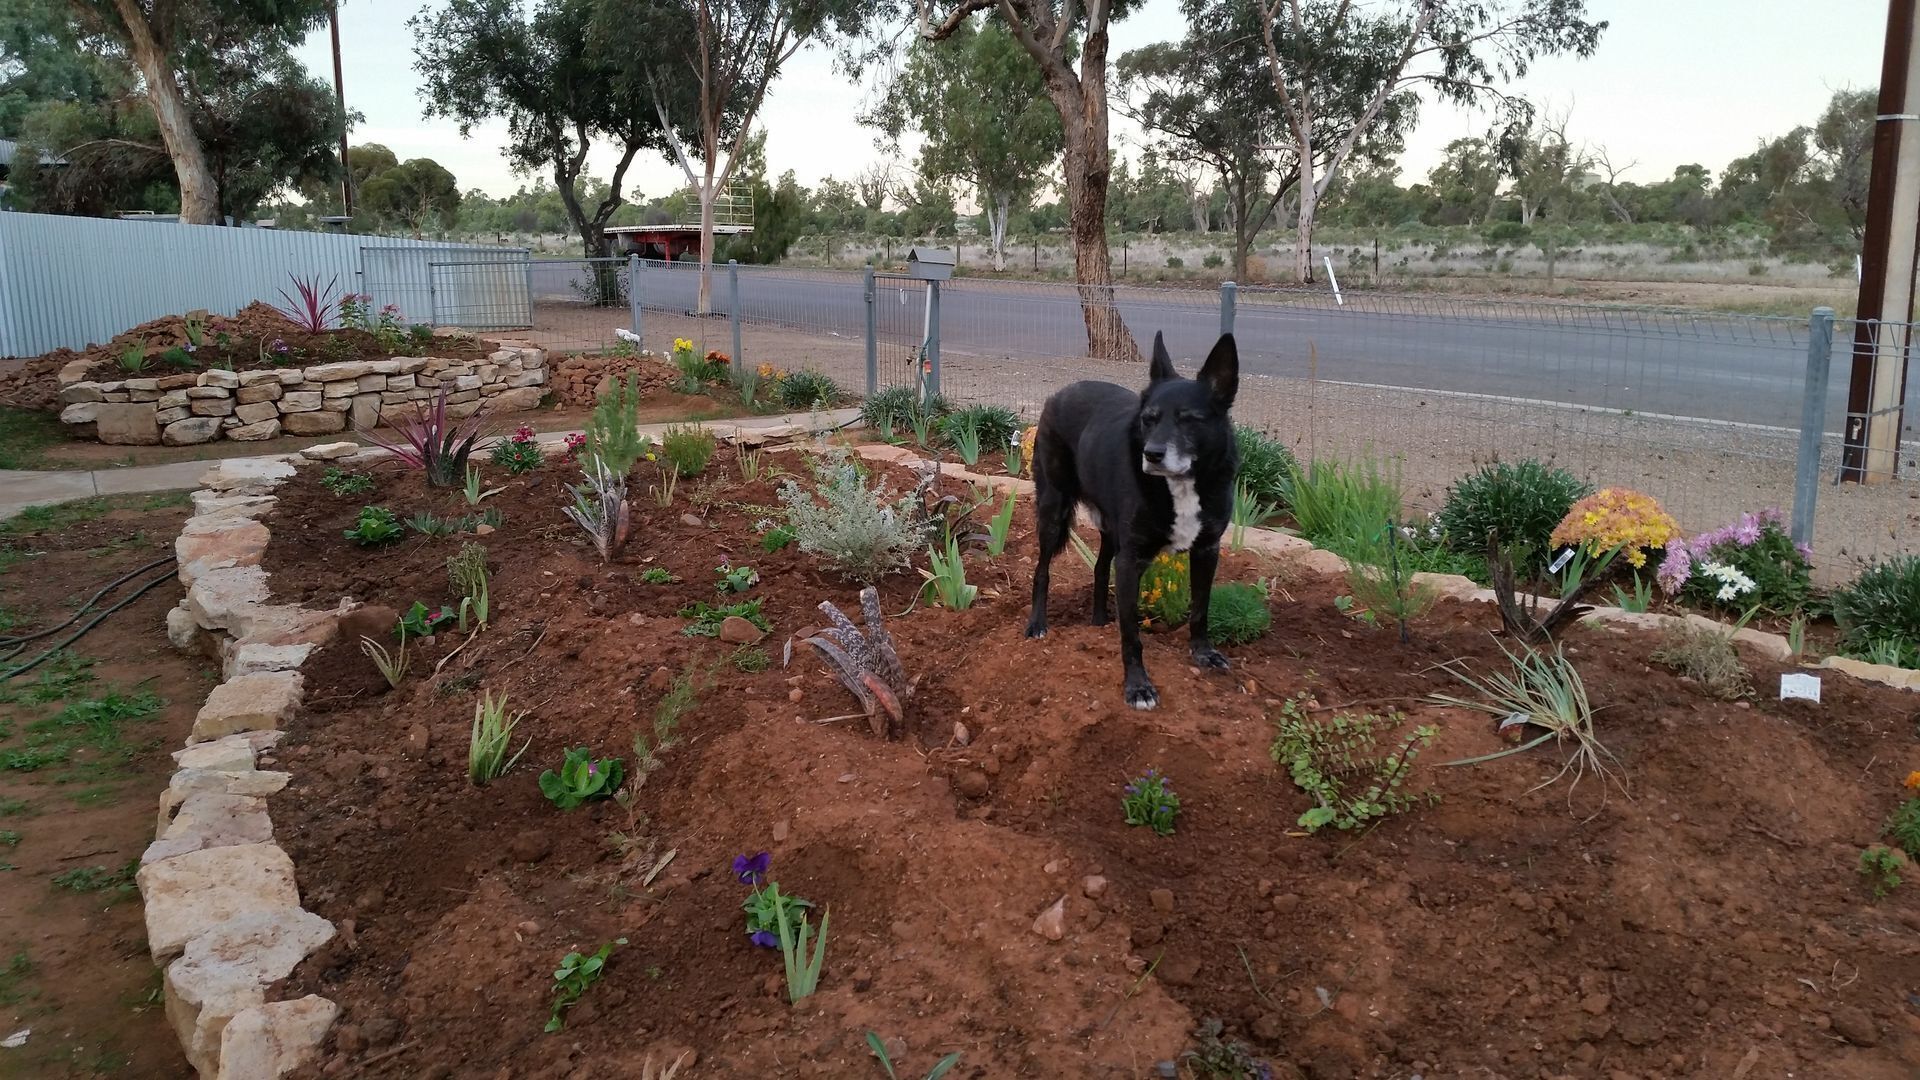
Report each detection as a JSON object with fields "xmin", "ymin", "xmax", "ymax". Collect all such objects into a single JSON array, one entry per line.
[
  {"xmin": 659, "ymin": 424, "xmax": 715, "ymax": 477},
  {"xmin": 777, "ymin": 447, "xmax": 919, "ymax": 582},
  {"xmin": 777, "ymin": 369, "xmax": 840, "ymax": 410},
  {"xmin": 1234, "ymin": 426, "xmax": 1297, "ymax": 510},
  {"xmin": 1436, "ymin": 459, "xmax": 1589, "ymax": 572},
  {"xmin": 939, "ymin": 404, "xmax": 1021, "ymax": 453},
  {"xmin": 1832, "ymin": 555, "xmax": 1920, "ymax": 662},
  {"xmin": 343, "ymin": 506, "xmax": 404, "ymax": 547},
  {"xmin": 1208, "ymin": 582, "xmax": 1270, "ymax": 645},
  {"xmin": 1885, "ymin": 796, "xmax": 1920, "ymax": 859},
  {"xmin": 582, "ymin": 372, "xmax": 648, "ymax": 476},
  {"xmin": 1280, "ymin": 455, "xmax": 1403, "ymax": 553},
  {"xmin": 860, "ymin": 387, "xmax": 920, "ymax": 438}
]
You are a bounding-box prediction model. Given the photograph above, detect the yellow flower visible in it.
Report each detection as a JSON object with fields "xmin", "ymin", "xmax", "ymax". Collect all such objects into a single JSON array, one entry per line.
[{"xmin": 1904, "ymin": 770, "xmax": 1920, "ymax": 791}]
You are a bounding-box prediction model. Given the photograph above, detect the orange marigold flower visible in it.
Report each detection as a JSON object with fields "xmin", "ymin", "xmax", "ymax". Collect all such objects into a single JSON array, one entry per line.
[{"xmin": 1904, "ymin": 769, "xmax": 1920, "ymax": 791}]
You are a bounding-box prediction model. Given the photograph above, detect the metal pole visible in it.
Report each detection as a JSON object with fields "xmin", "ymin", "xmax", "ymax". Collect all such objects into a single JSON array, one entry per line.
[
  {"xmin": 863, "ymin": 267, "xmax": 878, "ymax": 396},
  {"xmin": 1793, "ymin": 307, "xmax": 1836, "ymax": 548},
  {"xmin": 1220, "ymin": 280, "xmax": 1237, "ymax": 338},
  {"xmin": 1842, "ymin": 0, "xmax": 1920, "ymax": 482},
  {"xmin": 926, "ymin": 279, "xmax": 942, "ymax": 397},
  {"xmin": 728, "ymin": 259, "xmax": 742, "ymax": 366},
  {"xmin": 627, "ymin": 253, "xmax": 642, "ymax": 346},
  {"xmin": 329, "ymin": 2, "xmax": 352, "ymax": 218}
]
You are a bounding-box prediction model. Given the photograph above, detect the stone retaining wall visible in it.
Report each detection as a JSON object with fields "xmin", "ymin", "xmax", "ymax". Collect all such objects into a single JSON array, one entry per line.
[
  {"xmin": 147, "ymin": 448, "xmax": 365, "ymax": 1079},
  {"xmin": 56, "ymin": 344, "xmax": 548, "ymax": 447}
]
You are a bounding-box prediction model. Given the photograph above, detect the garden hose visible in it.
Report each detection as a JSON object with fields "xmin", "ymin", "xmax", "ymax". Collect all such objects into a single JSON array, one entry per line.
[
  {"xmin": 0, "ymin": 567, "xmax": 179, "ymax": 683},
  {"xmin": 0, "ymin": 554, "xmax": 175, "ymax": 648}
]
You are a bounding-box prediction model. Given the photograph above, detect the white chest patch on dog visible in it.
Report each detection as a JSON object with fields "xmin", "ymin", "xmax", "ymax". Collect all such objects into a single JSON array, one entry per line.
[{"xmin": 1166, "ymin": 477, "xmax": 1202, "ymax": 551}]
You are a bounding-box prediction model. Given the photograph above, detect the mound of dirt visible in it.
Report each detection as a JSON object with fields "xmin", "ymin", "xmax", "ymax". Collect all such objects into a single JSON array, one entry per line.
[{"xmin": 0, "ymin": 350, "xmax": 70, "ymax": 411}]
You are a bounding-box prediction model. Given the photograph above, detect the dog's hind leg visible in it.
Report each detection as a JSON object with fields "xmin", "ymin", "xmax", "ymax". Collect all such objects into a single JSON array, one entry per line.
[
  {"xmin": 1089, "ymin": 531, "xmax": 1115, "ymax": 626},
  {"xmin": 1026, "ymin": 488, "xmax": 1073, "ymax": 640}
]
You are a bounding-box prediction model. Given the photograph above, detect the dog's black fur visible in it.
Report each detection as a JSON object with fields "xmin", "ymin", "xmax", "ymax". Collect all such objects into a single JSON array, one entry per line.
[{"xmin": 1026, "ymin": 332, "xmax": 1240, "ymax": 709}]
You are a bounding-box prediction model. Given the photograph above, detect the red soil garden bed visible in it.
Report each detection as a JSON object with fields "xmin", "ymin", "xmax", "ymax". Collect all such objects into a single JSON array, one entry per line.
[{"xmin": 255, "ymin": 448, "xmax": 1920, "ymax": 1079}]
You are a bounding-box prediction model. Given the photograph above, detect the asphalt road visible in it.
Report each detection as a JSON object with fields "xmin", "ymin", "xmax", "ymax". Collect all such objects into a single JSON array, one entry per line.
[{"xmin": 530, "ymin": 260, "xmax": 1896, "ymax": 434}]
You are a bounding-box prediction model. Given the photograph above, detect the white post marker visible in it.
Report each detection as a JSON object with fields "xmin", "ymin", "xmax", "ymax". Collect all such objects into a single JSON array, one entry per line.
[{"xmin": 1323, "ymin": 255, "xmax": 1344, "ymax": 306}]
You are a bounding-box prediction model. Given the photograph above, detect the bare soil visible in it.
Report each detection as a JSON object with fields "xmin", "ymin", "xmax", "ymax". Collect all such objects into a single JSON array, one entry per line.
[
  {"xmin": 0, "ymin": 498, "xmax": 205, "ymax": 1078},
  {"xmin": 255, "ymin": 451, "xmax": 1920, "ymax": 1080}
]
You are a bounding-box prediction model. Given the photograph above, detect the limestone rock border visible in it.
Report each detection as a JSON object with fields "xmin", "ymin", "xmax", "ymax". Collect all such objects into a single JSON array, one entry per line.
[
  {"xmin": 147, "ymin": 447, "xmax": 356, "ymax": 1079},
  {"xmin": 853, "ymin": 444, "xmax": 1917, "ymax": 695},
  {"xmin": 56, "ymin": 343, "xmax": 548, "ymax": 447}
]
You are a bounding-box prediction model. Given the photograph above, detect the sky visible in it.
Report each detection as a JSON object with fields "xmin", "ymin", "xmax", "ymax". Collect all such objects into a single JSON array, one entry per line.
[{"xmin": 293, "ymin": 0, "xmax": 1890, "ymax": 205}]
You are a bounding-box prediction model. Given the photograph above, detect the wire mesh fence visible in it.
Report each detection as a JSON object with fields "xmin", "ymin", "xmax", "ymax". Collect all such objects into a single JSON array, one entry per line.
[{"xmin": 491, "ymin": 252, "xmax": 1917, "ymax": 573}]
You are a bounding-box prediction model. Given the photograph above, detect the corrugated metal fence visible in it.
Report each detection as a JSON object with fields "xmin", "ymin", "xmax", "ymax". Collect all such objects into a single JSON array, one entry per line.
[{"xmin": 0, "ymin": 212, "xmax": 528, "ymax": 356}]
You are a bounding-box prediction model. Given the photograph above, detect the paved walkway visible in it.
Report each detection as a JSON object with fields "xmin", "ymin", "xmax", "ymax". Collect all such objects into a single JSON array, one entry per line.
[{"xmin": 0, "ymin": 408, "xmax": 861, "ymax": 521}]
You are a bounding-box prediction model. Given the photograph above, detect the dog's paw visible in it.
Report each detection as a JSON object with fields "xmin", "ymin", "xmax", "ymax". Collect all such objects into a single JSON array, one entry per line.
[
  {"xmin": 1192, "ymin": 646, "xmax": 1232, "ymax": 672},
  {"xmin": 1024, "ymin": 621, "xmax": 1048, "ymax": 640},
  {"xmin": 1124, "ymin": 679, "xmax": 1160, "ymax": 711},
  {"xmin": 1088, "ymin": 610, "xmax": 1110, "ymax": 627}
]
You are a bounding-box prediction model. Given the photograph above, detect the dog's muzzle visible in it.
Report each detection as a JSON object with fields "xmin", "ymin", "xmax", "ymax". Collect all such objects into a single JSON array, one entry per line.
[{"xmin": 1141, "ymin": 447, "xmax": 1192, "ymax": 478}]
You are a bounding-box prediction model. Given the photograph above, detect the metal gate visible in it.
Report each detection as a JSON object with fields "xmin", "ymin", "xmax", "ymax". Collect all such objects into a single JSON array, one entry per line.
[
  {"xmin": 869, "ymin": 271, "xmax": 936, "ymax": 396},
  {"xmin": 362, "ymin": 246, "xmax": 533, "ymax": 331}
]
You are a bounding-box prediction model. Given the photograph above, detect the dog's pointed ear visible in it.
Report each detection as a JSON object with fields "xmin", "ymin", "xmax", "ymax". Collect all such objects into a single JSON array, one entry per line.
[
  {"xmin": 1148, "ymin": 332, "xmax": 1176, "ymax": 383},
  {"xmin": 1198, "ymin": 333, "xmax": 1238, "ymax": 406}
]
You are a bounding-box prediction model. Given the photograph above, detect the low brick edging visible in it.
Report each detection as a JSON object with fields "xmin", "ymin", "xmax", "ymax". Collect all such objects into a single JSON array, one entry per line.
[
  {"xmin": 147, "ymin": 448, "xmax": 356, "ymax": 1079},
  {"xmin": 853, "ymin": 444, "xmax": 1918, "ymax": 695},
  {"xmin": 56, "ymin": 341, "xmax": 549, "ymax": 447}
]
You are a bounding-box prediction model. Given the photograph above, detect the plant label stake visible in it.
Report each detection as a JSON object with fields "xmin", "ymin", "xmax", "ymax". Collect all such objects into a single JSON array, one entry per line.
[{"xmin": 1779, "ymin": 673, "xmax": 1821, "ymax": 703}]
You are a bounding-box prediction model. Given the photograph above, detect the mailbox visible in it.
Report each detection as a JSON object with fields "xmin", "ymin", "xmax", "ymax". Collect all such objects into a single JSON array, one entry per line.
[{"xmin": 906, "ymin": 245, "xmax": 956, "ymax": 281}]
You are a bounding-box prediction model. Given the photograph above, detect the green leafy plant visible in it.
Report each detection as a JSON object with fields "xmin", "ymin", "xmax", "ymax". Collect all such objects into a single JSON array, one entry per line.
[
  {"xmin": 759, "ymin": 521, "xmax": 797, "ymax": 552},
  {"xmin": 1832, "ymin": 554, "xmax": 1920, "ymax": 666},
  {"xmin": 1208, "ymin": 582, "xmax": 1270, "ymax": 645},
  {"xmin": 320, "ymin": 468, "xmax": 375, "ymax": 497},
  {"xmin": 731, "ymin": 645, "xmax": 771, "ymax": 673},
  {"xmin": 1431, "ymin": 639, "xmax": 1622, "ymax": 797},
  {"xmin": 938, "ymin": 405, "xmax": 1018, "ymax": 465},
  {"xmin": 1649, "ymin": 621, "xmax": 1752, "ymax": 700},
  {"xmin": 1229, "ymin": 480, "xmax": 1275, "ymax": 550},
  {"xmin": 634, "ymin": 666, "xmax": 699, "ymax": 784},
  {"xmin": 1437, "ymin": 459, "xmax": 1590, "ymax": 574},
  {"xmin": 360, "ymin": 633, "xmax": 408, "ymax": 689},
  {"xmin": 1664, "ymin": 510, "xmax": 1814, "ymax": 616},
  {"xmin": 984, "ymin": 487, "xmax": 1017, "ymax": 557},
  {"xmin": 397, "ymin": 600, "xmax": 456, "ymax": 639},
  {"xmin": 1139, "ymin": 551, "xmax": 1191, "ymax": 627},
  {"xmin": 1487, "ymin": 540, "xmax": 1620, "ymax": 645},
  {"xmin": 860, "ymin": 386, "xmax": 922, "ymax": 440},
  {"xmin": 406, "ymin": 510, "xmax": 458, "ymax": 538},
  {"xmin": 1121, "ymin": 768, "xmax": 1180, "ymax": 836},
  {"xmin": 343, "ymin": 505, "xmax": 404, "ymax": 547},
  {"xmin": 582, "ymin": 372, "xmax": 650, "ymax": 476},
  {"xmin": 564, "ymin": 457, "xmax": 632, "ymax": 563},
  {"xmin": 1271, "ymin": 696, "xmax": 1437, "ymax": 832},
  {"xmin": 1342, "ymin": 520, "xmax": 1437, "ymax": 643},
  {"xmin": 114, "ymin": 342, "xmax": 148, "ymax": 373},
  {"xmin": 538, "ymin": 747, "xmax": 625, "ymax": 810},
  {"xmin": 715, "ymin": 563, "xmax": 759, "ymax": 593},
  {"xmin": 1611, "ymin": 573, "xmax": 1653, "ymax": 613},
  {"xmin": 546, "ymin": 938, "xmax": 626, "ymax": 1032},
  {"xmin": 639, "ymin": 567, "xmax": 677, "ymax": 585},
  {"xmin": 1180, "ymin": 1018, "xmax": 1272, "ymax": 1079},
  {"xmin": 738, "ymin": 445, "xmax": 767, "ymax": 482},
  {"xmin": 1233, "ymin": 425, "xmax": 1296, "ymax": 510},
  {"xmin": 1279, "ymin": 454, "xmax": 1403, "ymax": 554},
  {"xmin": 448, "ymin": 542, "xmax": 490, "ymax": 631},
  {"xmin": 906, "ymin": 393, "xmax": 951, "ymax": 448},
  {"xmin": 1885, "ymin": 780, "xmax": 1920, "ymax": 857},
  {"xmin": 774, "ymin": 882, "xmax": 830, "ymax": 1002},
  {"xmin": 777, "ymin": 369, "xmax": 839, "ymax": 410},
  {"xmin": 1859, "ymin": 845, "xmax": 1904, "ymax": 900},
  {"xmin": 160, "ymin": 345, "xmax": 198, "ymax": 370},
  {"xmin": 944, "ymin": 412, "xmax": 982, "ymax": 465},
  {"xmin": 463, "ymin": 464, "xmax": 486, "ymax": 505},
  {"xmin": 408, "ymin": 323, "xmax": 436, "ymax": 347},
  {"xmin": 867, "ymin": 1033, "xmax": 962, "ymax": 1080},
  {"xmin": 490, "ymin": 427, "xmax": 545, "ymax": 475},
  {"xmin": 468, "ymin": 690, "xmax": 529, "ymax": 784},
  {"xmin": 778, "ymin": 447, "xmax": 920, "ymax": 582},
  {"xmin": 679, "ymin": 599, "xmax": 770, "ymax": 637},
  {"xmin": 919, "ymin": 535, "xmax": 977, "ymax": 610},
  {"xmin": 660, "ymin": 424, "xmax": 716, "ymax": 477}
]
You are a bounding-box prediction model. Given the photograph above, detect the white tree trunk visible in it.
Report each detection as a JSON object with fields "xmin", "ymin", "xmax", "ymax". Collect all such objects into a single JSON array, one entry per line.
[
  {"xmin": 113, "ymin": 0, "xmax": 218, "ymax": 224},
  {"xmin": 697, "ymin": 176, "xmax": 716, "ymax": 315},
  {"xmin": 988, "ymin": 191, "xmax": 1010, "ymax": 272},
  {"xmin": 1293, "ymin": 187, "xmax": 1318, "ymax": 283}
]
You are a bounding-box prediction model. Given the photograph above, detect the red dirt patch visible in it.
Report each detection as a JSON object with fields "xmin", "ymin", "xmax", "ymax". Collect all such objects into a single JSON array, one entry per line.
[{"xmin": 259, "ymin": 451, "xmax": 1920, "ymax": 1079}]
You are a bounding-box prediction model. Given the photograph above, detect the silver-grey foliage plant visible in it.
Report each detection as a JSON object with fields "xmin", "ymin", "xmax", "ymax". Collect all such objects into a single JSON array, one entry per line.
[{"xmin": 777, "ymin": 447, "xmax": 919, "ymax": 583}]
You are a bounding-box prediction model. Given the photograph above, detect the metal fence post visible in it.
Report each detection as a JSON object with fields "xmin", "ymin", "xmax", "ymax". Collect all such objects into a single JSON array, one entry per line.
[
  {"xmin": 863, "ymin": 267, "xmax": 878, "ymax": 396},
  {"xmin": 926, "ymin": 278, "xmax": 942, "ymax": 397},
  {"xmin": 728, "ymin": 259, "xmax": 743, "ymax": 366},
  {"xmin": 627, "ymin": 253, "xmax": 642, "ymax": 347},
  {"xmin": 1792, "ymin": 306, "xmax": 1836, "ymax": 548},
  {"xmin": 1220, "ymin": 280, "xmax": 1237, "ymax": 338}
]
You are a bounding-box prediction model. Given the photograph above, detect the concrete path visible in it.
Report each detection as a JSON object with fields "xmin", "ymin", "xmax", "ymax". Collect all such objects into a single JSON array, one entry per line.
[{"xmin": 0, "ymin": 408, "xmax": 861, "ymax": 521}]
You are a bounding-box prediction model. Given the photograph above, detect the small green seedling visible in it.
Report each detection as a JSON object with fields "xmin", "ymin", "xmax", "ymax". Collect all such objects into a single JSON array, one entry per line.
[
  {"xmin": 639, "ymin": 567, "xmax": 678, "ymax": 585},
  {"xmin": 984, "ymin": 488, "xmax": 1017, "ymax": 557},
  {"xmin": 1860, "ymin": 845, "xmax": 1905, "ymax": 899},
  {"xmin": 343, "ymin": 506, "xmax": 404, "ymax": 546},
  {"xmin": 538, "ymin": 747, "xmax": 625, "ymax": 810},
  {"xmin": 1121, "ymin": 768, "xmax": 1181, "ymax": 836},
  {"xmin": 715, "ymin": 563, "xmax": 759, "ymax": 593},
  {"xmin": 867, "ymin": 1032, "xmax": 962, "ymax": 1080},
  {"xmin": 320, "ymin": 467, "xmax": 375, "ymax": 497},
  {"xmin": 546, "ymin": 937, "xmax": 626, "ymax": 1032}
]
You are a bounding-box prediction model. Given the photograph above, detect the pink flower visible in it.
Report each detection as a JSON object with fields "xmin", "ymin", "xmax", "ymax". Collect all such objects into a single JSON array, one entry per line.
[
  {"xmin": 1657, "ymin": 540, "xmax": 1692, "ymax": 593},
  {"xmin": 513, "ymin": 424, "xmax": 536, "ymax": 443}
]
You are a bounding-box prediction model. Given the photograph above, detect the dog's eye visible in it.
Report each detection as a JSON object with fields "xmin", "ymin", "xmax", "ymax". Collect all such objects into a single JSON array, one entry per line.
[
  {"xmin": 1140, "ymin": 409, "xmax": 1161, "ymax": 424},
  {"xmin": 1178, "ymin": 409, "xmax": 1206, "ymax": 422}
]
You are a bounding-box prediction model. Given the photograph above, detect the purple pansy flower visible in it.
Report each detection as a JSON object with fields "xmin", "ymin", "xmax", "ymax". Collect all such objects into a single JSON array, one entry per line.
[
  {"xmin": 733, "ymin": 851, "xmax": 771, "ymax": 886},
  {"xmin": 749, "ymin": 929, "xmax": 779, "ymax": 948}
]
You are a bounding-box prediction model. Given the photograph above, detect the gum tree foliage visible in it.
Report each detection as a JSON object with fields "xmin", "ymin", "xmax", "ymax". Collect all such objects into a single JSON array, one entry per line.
[
  {"xmin": 1118, "ymin": 0, "xmax": 1408, "ymax": 280},
  {"xmin": 863, "ymin": 19, "xmax": 1062, "ymax": 272},
  {"xmin": 915, "ymin": 0, "xmax": 1147, "ymax": 362},
  {"xmin": 1257, "ymin": 0, "xmax": 1606, "ymax": 282},
  {"xmin": 57, "ymin": 0, "xmax": 336, "ymax": 224},
  {"xmin": 593, "ymin": 0, "xmax": 880, "ymax": 315},
  {"xmin": 361, "ymin": 157, "xmax": 464, "ymax": 238},
  {"xmin": 413, "ymin": 0, "xmax": 667, "ymax": 260}
]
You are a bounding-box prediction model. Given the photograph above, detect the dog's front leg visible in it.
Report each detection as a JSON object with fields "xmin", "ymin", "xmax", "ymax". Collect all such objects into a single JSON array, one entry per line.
[
  {"xmin": 1114, "ymin": 550, "xmax": 1158, "ymax": 710},
  {"xmin": 1187, "ymin": 539, "xmax": 1231, "ymax": 672}
]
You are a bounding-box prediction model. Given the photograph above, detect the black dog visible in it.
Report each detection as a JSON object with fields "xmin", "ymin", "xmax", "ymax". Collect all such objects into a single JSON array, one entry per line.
[{"xmin": 1026, "ymin": 332, "xmax": 1240, "ymax": 709}]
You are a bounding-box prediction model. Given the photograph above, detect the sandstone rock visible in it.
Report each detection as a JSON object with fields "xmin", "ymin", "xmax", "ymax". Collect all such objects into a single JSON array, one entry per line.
[
  {"xmin": 190, "ymin": 671, "xmax": 303, "ymax": 742},
  {"xmin": 237, "ymin": 370, "xmax": 282, "ymax": 386},
  {"xmin": 172, "ymin": 734, "xmax": 265, "ymax": 773},
  {"xmin": 1083, "ymin": 875, "xmax": 1109, "ymax": 900},
  {"xmin": 321, "ymin": 380, "xmax": 359, "ymax": 399},
  {"xmin": 492, "ymin": 386, "xmax": 544, "ymax": 411},
  {"xmin": 303, "ymin": 361, "xmax": 371, "ymax": 381},
  {"xmin": 177, "ymin": 518, "xmax": 269, "ymax": 586},
  {"xmin": 158, "ymin": 389, "xmax": 191, "ymax": 409},
  {"xmin": 165, "ymin": 907, "xmax": 335, "ymax": 1078},
  {"xmin": 164, "ymin": 417, "xmax": 223, "ymax": 446},
  {"xmin": 1831, "ymin": 1006, "xmax": 1879, "ymax": 1047},
  {"xmin": 186, "ymin": 386, "xmax": 229, "ymax": 399},
  {"xmin": 200, "ymin": 368, "xmax": 241, "ymax": 389},
  {"xmin": 158, "ymin": 771, "xmax": 291, "ymax": 836},
  {"xmin": 60, "ymin": 382, "xmax": 105, "ymax": 404},
  {"xmin": 278, "ymin": 391, "xmax": 322, "ymax": 413},
  {"xmin": 506, "ymin": 370, "xmax": 546, "ymax": 388},
  {"xmin": 1149, "ymin": 888, "xmax": 1175, "ymax": 914},
  {"xmin": 187, "ymin": 566, "xmax": 271, "ymax": 632},
  {"xmin": 215, "ymin": 995, "xmax": 338, "ymax": 1080},
  {"xmin": 223, "ymin": 643, "xmax": 314, "ymax": 679},
  {"xmin": 229, "ymin": 605, "xmax": 336, "ymax": 649},
  {"xmin": 94, "ymin": 402, "xmax": 162, "ymax": 445},
  {"xmin": 167, "ymin": 603, "xmax": 203, "ymax": 652},
  {"xmin": 349, "ymin": 394, "xmax": 382, "ymax": 432},
  {"xmin": 299, "ymin": 441, "xmax": 359, "ymax": 461},
  {"xmin": 227, "ymin": 418, "xmax": 282, "ymax": 442},
  {"xmin": 233, "ymin": 402, "xmax": 279, "ymax": 425},
  {"xmin": 235, "ymin": 383, "xmax": 283, "ymax": 406},
  {"xmin": 138, "ymin": 843, "xmax": 302, "ymax": 961},
  {"xmin": 1031, "ymin": 896, "xmax": 1067, "ymax": 941},
  {"xmin": 59, "ymin": 401, "xmax": 104, "ymax": 424},
  {"xmin": 281, "ymin": 410, "xmax": 345, "ymax": 435},
  {"xmin": 191, "ymin": 397, "xmax": 237, "ymax": 418},
  {"xmin": 719, "ymin": 616, "xmax": 764, "ymax": 644},
  {"xmin": 387, "ymin": 373, "xmax": 417, "ymax": 390},
  {"xmin": 199, "ymin": 458, "xmax": 295, "ymax": 494},
  {"xmin": 189, "ymin": 492, "xmax": 277, "ymax": 520},
  {"xmin": 156, "ymin": 407, "xmax": 192, "ymax": 425},
  {"xmin": 144, "ymin": 793, "xmax": 274, "ymax": 863}
]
